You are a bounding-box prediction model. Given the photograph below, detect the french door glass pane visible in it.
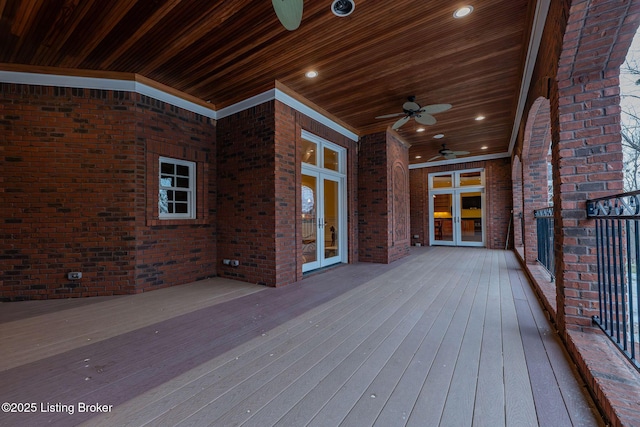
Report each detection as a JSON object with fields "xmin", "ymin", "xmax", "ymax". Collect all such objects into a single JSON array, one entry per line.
[
  {"xmin": 433, "ymin": 193, "xmax": 453, "ymax": 242},
  {"xmin": 323, "ymin": 147, "xmax": 339, "ymax": 171},
  {"xmin": 433, "ymin": 174, "xmax": 453, "ymax": 188},
  {"xmin": 302, "ymin": 139, "xmax": 318, "ymax": 166},
  {"xmin": 301, "ymin": 175, "xmax": 317, "ymax": 264},
  {"xmin": 324, "ymin": 179, "xmax": 339, "ymax": 258},
  {"xmin": 460, "ymin": 171, "xmax": 482, "ymax": 187},
  {"xmin": 460, "ymin": 191, "xmax": 483, "ymax": 242}
]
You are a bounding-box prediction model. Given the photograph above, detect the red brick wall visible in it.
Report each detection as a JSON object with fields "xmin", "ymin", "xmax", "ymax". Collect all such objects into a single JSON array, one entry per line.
[
  {"xmin": 409, "ymin": 158, "xmax": 512, "ymax": 250},
  {"xmin": 358, "ymin": 130, "xmax": 410, "ymax": 263},
  {"xmin": 1, "ymin": 84, "xmax": 216, "ymax": 300},
  {"xmin": 216, "ymin": 102, "xmax": 277, "ymax": 286},
  {"xmin": 135, "ymin": 95, "xmax": 217, "ymax": 292},
  {"xmin": 1, "ymin": 84, "xmax": 138, "ymax": 300},
  {"xmin": 358, "ymin": 132, "xmax": 387, "ymax": 262},
  {"xmin": 522, "ymin": 98, "xmax": 552, "ymax": 264},
  {"xmin": 553, "ymin": 0, "xmax": 636, "ymax": 331},
  {"xmin": 387, "ymin": 132, "xmax": 411, "ymax": 262},
  {"xmin": 216, "ymin": 100, "xmax": 358, "ymax": 286}
]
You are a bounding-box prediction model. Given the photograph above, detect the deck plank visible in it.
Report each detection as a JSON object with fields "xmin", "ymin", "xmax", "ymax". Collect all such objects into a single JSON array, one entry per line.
[
  {"xmin": 403, "ymin": 250, "xmax": 485, "ymax": 426},
  {"xmin": 438, "ymin": 250, "xmax": 491, "ymax": 427},
  {"xmin": 473, "ymin": 251, "xmax": 506, "ymax": 426},
  {"xmin": 499, "ymin": 252, "xmax": 539, "ymax": 427},
  {"xmin": 212, "ymin": 253, "xmax": 449, "ymax": 427},
  {"xmin": 505, "ymin": 253, "xmax": 602, "ymax": 427},
  {"xmin": 0, "ymin": 248, "xmax": 604, "ymax": 427}
]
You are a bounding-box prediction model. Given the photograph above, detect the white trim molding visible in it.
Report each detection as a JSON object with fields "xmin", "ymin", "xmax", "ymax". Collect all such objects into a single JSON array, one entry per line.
[
  {"xmin": 0, "ymin": 70, "xmax": 217, "ymax": 119},
  {"xmin": 0, "ymin": 70, "xmax": 358, "ymax": 141},
  {"xmin": 217, "ymin": 89, "xmax": 359, "ymax": 142},
  {"xmin": 409, "ymin": 152, "xmax": 511, "ymax": 169}
]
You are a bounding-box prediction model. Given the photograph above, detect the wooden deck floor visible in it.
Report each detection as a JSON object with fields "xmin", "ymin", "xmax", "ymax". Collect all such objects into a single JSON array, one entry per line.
[{"xmin": 0, "ymin": 247, "xmax": 603, "ymax": 426}]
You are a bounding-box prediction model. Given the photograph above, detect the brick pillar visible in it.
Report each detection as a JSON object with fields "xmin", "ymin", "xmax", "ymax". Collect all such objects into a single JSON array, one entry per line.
[
  {"xmin": 522, "ymin": 98, "xmax": 552, "ymax": 264},
  {"xmin": 358, "ymin": 130, "xmax": 410, "ymax": 263},
  {"xmin": 553, "ymin": 0, "xmax": 638, "ymax": 331},
  {"xmin": 512, "ymin": 157, "xmax": 524, "ymax": 248}
]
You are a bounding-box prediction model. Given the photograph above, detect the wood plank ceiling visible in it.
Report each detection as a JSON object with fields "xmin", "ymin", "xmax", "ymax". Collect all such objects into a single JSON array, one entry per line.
[{"xmin": 0, "ymin": 0, "xmax": 534, "ymax": 164}]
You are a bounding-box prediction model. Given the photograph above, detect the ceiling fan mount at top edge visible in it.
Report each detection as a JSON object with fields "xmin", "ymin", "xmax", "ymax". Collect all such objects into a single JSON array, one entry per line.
[
  {"xmin": 272, "ymin": 0, "xmax": 355, "ymax": 31},
  {"xmin": 427, "ymin": 144, "xmax": 470, "ymax": 162},
  {"xmin": 375, "ymin": 96, "xmax": 452, "ymax": 130}
]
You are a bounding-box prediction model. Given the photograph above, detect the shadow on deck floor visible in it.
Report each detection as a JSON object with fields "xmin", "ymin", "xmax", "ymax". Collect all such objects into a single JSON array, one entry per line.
[{"xmin": 0, "ymin": 247, "xmax": 603, "ymax": 426}]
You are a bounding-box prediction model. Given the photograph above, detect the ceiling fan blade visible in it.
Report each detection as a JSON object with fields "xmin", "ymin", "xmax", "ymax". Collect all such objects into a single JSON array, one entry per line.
[
  {"xmin": 392, "ymin": 116, "xmax": 410, "ymax": 130},
  {"xmin": 427, "ymin": 155, "xmax": 442, "ymax": 162},
  {"xmin": 272, "ymin": 0, "xmax": 303, "ymax": 31},
  {"xmin": 420, "ymin": 103, "xmax": 452, "ymax": 114},
  {"xmin": 444, "ymin": 153, "xmax": 457, "ymax": 159},
  {"xmin": 452, "ymin": 150, "xmax": 470, "ymax": 155},
  {"xmin": 402, "ymin": 101, "xmax": 420, "ymax": 111},
  {"xmin": 375, "ymin": 112, "xmax": 405, "ymax": 119},
  {"xmin": 415, "ymin": 113, "xmax": 436, "ymax": 126}
]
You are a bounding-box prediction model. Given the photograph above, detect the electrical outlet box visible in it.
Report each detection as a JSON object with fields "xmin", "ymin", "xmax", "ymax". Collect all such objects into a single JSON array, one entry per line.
[
  {"xmin": 230, "ymin": 260, "xmax": 240, "ymax": 267},
  {"xmin": 68, "ymin": 272, "xmax": 82, "ymax": 280},
  {"xmin": 223, "ymin": 259, "xmax": 231, "ymax": 265}
]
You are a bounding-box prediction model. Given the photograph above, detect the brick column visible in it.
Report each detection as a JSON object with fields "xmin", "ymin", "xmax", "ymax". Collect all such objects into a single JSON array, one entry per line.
[{"xmin": 553, "ymin": 0, "xmax": 637, "ymax": 331}]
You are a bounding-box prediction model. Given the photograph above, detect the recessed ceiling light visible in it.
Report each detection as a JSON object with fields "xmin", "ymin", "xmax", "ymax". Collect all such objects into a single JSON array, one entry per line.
[
  {"xmin": 433, "ymin": 134, "xmax": 445, "ymax": 139},
  {"xmin": 416, "ymin": 127, "xmax": 425, "ymax": 132},
  {"xmin": 481, "ymin": 146, "xmax": 488, "ymax": 150},
  {"xmin": 305, "ymin": 70, "xmax": 318, "ymax": 78},
  {"xmin": 415, "ymin": 155, "xmax": 422, "ymax": 159},
  {"xmin": 475, "ymin": 115, "xmax": 485, "ymax": 121},
  {"xmin": 454, "ymin": 6, "xmax": 474, "ymax": 18}
]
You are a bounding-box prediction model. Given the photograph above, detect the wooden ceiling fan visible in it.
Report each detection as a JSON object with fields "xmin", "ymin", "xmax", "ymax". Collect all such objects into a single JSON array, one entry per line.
[
  {"xmin": 428, "ymin": 144, "xmax": 470, "ymax": 161},
  {"xmin": 376, "ymin": 96, "xmax": 452, "ymax": 130}
]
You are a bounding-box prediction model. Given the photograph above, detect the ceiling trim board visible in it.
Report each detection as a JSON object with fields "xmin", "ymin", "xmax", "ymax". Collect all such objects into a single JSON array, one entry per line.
[
  {"xmin": 508, "ymin": 0, "xmax": 551, "ymax": 155},
  {"xmin": 0, "ymin": 70, "xmax": 357, "ymax": 141},
  {"xmin": 409, "ymin": 152, "xmax": 511, "ymax": 169},
  {"xmin": 0, "ymin": 70, "xmax": 217, "ymax": 119},
  {"xmin": 275, "ymin": 89, "xmax": 359, "ymax": 142}
]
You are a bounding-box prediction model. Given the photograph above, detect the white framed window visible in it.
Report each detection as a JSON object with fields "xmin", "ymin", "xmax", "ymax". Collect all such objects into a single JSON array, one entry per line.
[{"xmin": 159, "ymin": 157, "xmax": 196, "ymax": 219}]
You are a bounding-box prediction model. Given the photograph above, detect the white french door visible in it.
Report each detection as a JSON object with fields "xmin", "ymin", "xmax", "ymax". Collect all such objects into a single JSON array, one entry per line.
[
  {"xmin": 429, "ymin": 169, "xmax": 485, "ymax": 247},
  {"xmin": 301, "ymin": 132, "xmax": 346, "ymax": 273}
]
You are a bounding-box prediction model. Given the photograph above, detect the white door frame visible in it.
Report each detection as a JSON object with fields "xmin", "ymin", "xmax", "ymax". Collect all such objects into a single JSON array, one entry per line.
[
  {"xmin": 301, "ymin": 132, "xmax": 347, "ymax": 272},
  {"xmin": 428, "ymin": 169, "xmax": 485, "ymax": 247}
]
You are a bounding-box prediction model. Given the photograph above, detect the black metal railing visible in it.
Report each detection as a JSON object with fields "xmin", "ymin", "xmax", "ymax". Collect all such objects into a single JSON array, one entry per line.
[
  {"xmin": 587, "ymin": 191, "xmax": 640, "ymax": 372},
  {"xmin": 534, "ymin": 207, "xmax": 554, "ymax": 280}
]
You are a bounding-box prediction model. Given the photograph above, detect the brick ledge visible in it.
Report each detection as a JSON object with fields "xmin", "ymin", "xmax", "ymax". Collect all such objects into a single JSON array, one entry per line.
[{"xmin": 515, "ymin": 249, "xmax": 640, "ymax": 427}]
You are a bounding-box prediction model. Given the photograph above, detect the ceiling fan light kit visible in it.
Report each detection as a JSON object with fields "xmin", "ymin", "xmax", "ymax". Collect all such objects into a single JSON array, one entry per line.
[{"xmin": 272, "ymin": 0, "xmax": 304, "ymax": 31}]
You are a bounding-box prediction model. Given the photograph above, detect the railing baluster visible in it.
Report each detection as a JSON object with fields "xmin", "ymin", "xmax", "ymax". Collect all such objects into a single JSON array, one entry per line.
[
  {"xmin": 534, "ymin": 207, "xmax": 554, "ymax": 280},
  {"xmin": 632, "ymin": 221, "xmax": 639, "ymax": 360},
  {"xmin": 587, "ymin": 192, "xmax": 640, "ymax": 372}
]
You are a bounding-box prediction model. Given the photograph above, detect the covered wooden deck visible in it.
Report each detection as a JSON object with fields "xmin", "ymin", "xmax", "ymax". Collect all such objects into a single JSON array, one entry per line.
[{"xmin": 0, "ymin": 247, "xmax": 603, "ymax": 426}]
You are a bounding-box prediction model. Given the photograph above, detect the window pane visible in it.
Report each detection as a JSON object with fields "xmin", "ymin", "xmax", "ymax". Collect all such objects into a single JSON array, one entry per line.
[
  {"xmin": 159, "ymin": 190, "xmax": 169, "ymax": 213},
  {"xmin": 323, "ymin": 147, "xmax": 339, "ymax": 171},
  {"xmin": 161, "ymin": 162, "xmax": 174, "ymax": 174},
  {"xmin": 433, "ymin": 174, "xmax": 453, "ymax": 188},
  {"xmin": 176, "ymin": 164, "xmax": 189, "ymax": 176},
  {"xmin": 176, "ymin": 177, "xmax": 189, "ymax": 188},
  {"xmin": 175, "ymin": 203, "xmax": 188, "ymax": 213},
  {"xmin": 175, "ymin": 191, "xmax": 188, "ymax": 202},
  {"xmin": 302, "ymin": 139, "xmax": 317, "ymax": 165},
  {"xmin": 160, "ymin": 176, "xmax": 173, "ymax": 187}
]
